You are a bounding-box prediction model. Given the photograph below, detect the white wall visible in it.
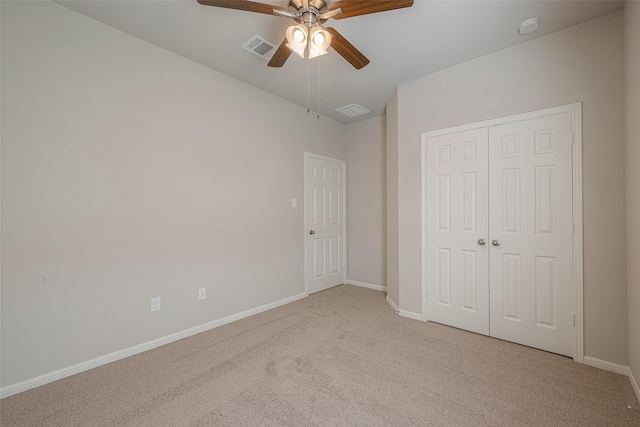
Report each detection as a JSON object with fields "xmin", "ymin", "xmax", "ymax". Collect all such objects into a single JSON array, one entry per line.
[
  {"xmin": 625, "ymin": 1, "xmax": 640, "ymax": 400},
  {"xmin": 386, "ymin": 91, "xmax": 399, "ymax": 306},
  {"xmin": 0, "ymin": 0, "xmax": 347, "ymax": 388},
  {"xmin": 391, "ymin": 12, "xmax": 628, "ymax": 364},
  {"xmin": 345, "ymin": 116, "xmax": 386, "ymax": 288}
]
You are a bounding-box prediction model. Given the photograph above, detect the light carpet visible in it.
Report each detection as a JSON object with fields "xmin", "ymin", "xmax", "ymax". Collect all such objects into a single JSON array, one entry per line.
[{"xmin": 1, "ymin": 285, "xmax": 639, "ymax": 426}]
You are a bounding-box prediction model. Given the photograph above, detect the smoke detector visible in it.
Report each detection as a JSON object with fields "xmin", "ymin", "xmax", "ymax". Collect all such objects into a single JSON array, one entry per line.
[{"xmin": 518, "ymin": 17, "xmax": 540, "ymax": 35}]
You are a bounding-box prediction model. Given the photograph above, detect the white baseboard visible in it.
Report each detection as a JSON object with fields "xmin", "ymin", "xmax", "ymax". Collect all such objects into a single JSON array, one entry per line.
[
  {"xmin": 553, "ymin": 356, "xmax": 640, "ymax": 405},
  {"xmin": 583, "ymin": 356, "xmax": 630, "ymax": 376},
  {"xmin": 345, "ymin": 279, "xmax": 387, "ymax": 292},
  {"xmin": 630, "ymin": 367, "xmax": 640, "ymax": 405},
  {"xmin": 386, "ymin": 295, "xmax": 400, "ymax": 313},
  {"xmin": 398, "ymin": 310, "xmax": 423, "ymax": 321},
  {"xmin": 384, "ymin": 296, "xmax": 422, "ymax": 321},
  {"xmin": 0, "ymin": 292, "xmax": 307, "ymax": 399}
]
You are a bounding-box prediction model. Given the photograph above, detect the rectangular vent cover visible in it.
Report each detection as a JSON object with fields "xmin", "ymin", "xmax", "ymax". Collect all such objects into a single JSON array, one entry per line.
[
  {"xmin": 335, "ymin": 103, "xmax": 370, "ymax": 118},
  {"xmin": 242, "ymin": 35, "xmax": 276, "ymax": 60}
]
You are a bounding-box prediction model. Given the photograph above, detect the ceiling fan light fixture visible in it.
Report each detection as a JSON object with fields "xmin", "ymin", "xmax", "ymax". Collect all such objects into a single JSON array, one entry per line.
[
  {"xmin": 308, "ymin": 26, "xmax": 331, "ymax": 58},
  {"xmin": 308, "ymin": 48, "xmax": 327, "ymax": 59},
  {"xmin": 286, "ymin": 24, "xmax": 308, "ymax": 57},
  {"xmin": 288, "ymin": 44, "xmax": 306, "ymax": 58}
]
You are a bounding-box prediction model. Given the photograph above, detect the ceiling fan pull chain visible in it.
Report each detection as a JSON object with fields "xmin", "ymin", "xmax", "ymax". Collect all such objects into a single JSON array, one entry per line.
[{"xmin": 317, "ymin": 56, "xmax": 320, "ymax": 119}]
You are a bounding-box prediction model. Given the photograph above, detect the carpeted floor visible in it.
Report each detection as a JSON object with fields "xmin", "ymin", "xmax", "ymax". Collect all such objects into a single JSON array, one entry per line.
[{"xmin": 1, "ymin": 285, "xmax": 639, "ymax": 426}]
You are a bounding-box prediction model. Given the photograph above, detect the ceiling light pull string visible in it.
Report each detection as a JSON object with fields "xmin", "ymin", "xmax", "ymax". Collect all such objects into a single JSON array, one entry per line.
[{"xmin": 317, "ymin": 56, "xmax": 320, "ymax": 119}]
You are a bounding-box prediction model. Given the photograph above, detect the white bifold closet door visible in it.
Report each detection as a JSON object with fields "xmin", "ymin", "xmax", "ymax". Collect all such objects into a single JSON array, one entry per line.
[{"xmin": 426, "ymin": 112, "xmax": 574, "ymax": 357}]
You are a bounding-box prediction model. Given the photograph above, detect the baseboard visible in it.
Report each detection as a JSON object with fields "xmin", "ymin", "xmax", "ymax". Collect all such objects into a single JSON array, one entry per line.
[
  {"xmin": 345, "ymin": 279, "xmax": 387, "ymax": 292},
  {"xmin": 583, "ymin": 356, "xmax": 630, "ymax": 376},
  {"xmin": 557, "ymin": 357, "xmax": 639, "ymax": 404},
  {"xmin": 398, "ymin": 310, "xmax": 423, "ymax": 321},
  {"xmin": 386, "ymin": 295, "xmax": 400, "ymax": 313},
  {"xmin": 0, "ymin": 292, "xmax": 307, "ymax": 399},
  {"xmin": 384, "ymin": 296, "xmax": 422, "ymax": 320},
  {"xmin": 630, "ymin": 367, "xmax": 640, "ymax": 405}
]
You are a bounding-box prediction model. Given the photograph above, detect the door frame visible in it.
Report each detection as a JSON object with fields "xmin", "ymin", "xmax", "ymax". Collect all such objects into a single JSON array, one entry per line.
[
  {"xmin": 420, "ymin": 103, "xmax": 584, "ymax": 362},
  {"xmin": 303, "ymin": 152, "xmax": 347, "ymax": 295}
]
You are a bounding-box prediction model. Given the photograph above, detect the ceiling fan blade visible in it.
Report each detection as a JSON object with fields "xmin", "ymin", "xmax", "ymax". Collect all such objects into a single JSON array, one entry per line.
[
  {"xmin": 268, "ymin": 37, "xmax": 292, "ymax": 67},
  {"xmin": 326, "ymin": 27, "xmax": 370, "ymax": 70},
  {"xmin": 328, "ymin": 0, "xmax": 413, "ymax": 20},
  {"xmin": 196, "ymin": 0, "xmax": 286, "ymax": 16}
]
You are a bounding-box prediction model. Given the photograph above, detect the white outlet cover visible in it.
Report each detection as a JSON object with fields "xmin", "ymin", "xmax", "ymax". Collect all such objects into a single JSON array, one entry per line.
[
  {"xmin": 198, "ymin": 288, "xmax": 207, "ymax": 300},
  {"xmin": 151, "ymin": 297, "xmax": 161, "ymax": 312}
]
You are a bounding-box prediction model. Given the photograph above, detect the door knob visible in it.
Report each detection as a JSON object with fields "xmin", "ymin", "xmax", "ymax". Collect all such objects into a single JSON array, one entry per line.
[
  {"xmin": 492, "ymin": 239, "xmax": 501, "ymax": 246},
  {"xmin": 309, "ymin": 230, "xmax": 315, "ymax": 235},
  {"xmin": 478, "ymin": 238, "xmax": 486, "ymax": 246}
]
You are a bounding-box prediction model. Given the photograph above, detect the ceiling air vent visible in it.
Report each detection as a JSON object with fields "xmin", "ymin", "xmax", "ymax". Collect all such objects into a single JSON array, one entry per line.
[
  {"xmin": 242, "ymin": 35, "xmax": 277, "ymax": 60},
  {"xmin": 335, "ymin": 103, "xmax": 370, "ymax": 118}
]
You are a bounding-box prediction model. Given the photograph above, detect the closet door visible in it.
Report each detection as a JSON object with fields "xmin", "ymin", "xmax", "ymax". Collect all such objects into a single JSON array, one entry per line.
[
  {"xmin": 426, "ymin": 128, "xmax": 490, "ymax": 335},
  {"xmin": 488, "ymin": 113, "xmax": 574, "ymax": 357}
]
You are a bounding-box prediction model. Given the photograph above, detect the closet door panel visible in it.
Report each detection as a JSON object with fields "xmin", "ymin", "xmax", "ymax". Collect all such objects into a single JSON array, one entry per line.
[
  {"xmin": 488, "ymin": 113, "xmax": 574, "ymax": 357},
  {"xmin": 426, "ymin": 128, "xmax": 490, "ymax": 335}
]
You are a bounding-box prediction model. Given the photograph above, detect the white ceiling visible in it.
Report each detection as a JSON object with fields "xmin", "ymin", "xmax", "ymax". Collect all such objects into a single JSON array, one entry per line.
[{"xmin": 53, "ymin": 0, "xmax": 625, "ymax": 124}]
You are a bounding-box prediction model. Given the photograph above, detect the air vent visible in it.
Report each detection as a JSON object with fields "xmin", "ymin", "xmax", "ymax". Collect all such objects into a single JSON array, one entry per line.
[
  {"xmin": 242, "ymin": 35, "xmax": 277, "ymax": 60},
  {"xmin": 335, "ymin": 103, "xmax": 370, "ymax": 118}
]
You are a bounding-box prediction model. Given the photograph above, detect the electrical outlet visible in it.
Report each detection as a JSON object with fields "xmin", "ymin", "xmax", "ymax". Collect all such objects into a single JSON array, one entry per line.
[
  {"xmin": 151, "ymin": 297, "xmax": 161, "ymax": 312},
  {"xmin": 198, "ymin": 288, "xmax": 207, "ymax": 300}
]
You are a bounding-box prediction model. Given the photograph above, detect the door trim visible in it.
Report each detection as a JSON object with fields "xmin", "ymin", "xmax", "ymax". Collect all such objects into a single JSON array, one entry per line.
[
  {"xmin": 420, "ymin": 103, "xmax": 584, "ymax": 363},
  {"xmin": 303, "ymin": 152, "xmax": 347, "ymax": 295}
]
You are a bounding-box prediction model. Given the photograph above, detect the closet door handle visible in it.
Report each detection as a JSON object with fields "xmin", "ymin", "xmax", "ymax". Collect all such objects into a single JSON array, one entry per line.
[
  {"xmin": 492, "ymin": 239, "xmax": 501, "ymax": 246},
  {"xmin": 478, "ymin": 239, "xmax": 486, "ymax": 246}
]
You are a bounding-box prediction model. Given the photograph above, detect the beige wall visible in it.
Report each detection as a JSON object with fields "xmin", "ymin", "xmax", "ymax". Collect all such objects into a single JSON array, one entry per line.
[
  {"xmin": 2, "ymin": 0, "xmax": 635, "ymax": 395},
  {"xmin": 386, "ymin": 91, "xmax": 400, "ymax": 306},
  {"xmin": 391, "ymin": 12, "xmax": 627, "ymax": 364},
  {"xmin": 0, "ymin": 1, "xmax": 347, "ymax": 387},
  {"xmin": 625, "ymin": 1, "xmax": 640, "ymax": 399},
  {"xmin": 345, "ymin": 116, "xmax": 386, "ymax": 288}
]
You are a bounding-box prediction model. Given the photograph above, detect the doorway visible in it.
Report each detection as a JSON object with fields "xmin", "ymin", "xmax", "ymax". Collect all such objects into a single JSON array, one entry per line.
[{"xmin": 304, "ymin": 152, "xmax": 346, "ymax": 294}]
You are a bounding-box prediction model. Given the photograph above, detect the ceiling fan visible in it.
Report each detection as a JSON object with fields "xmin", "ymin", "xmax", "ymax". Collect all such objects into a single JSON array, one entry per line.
[{"xmin": 197, "ymin": 0, "xmax": 414, "ymax": 69}]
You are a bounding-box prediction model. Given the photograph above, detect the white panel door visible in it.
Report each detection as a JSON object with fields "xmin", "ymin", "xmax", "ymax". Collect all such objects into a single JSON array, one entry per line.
[
  {"xmin": 488, "ymin": 113, "xmax": 574, "ymax": 357},
  {"xmin": 426, "ymin": 128, "xmax": 490, "ymax": 335},
  {"xmin": 305, "ymin": 154, "xmax": 345, "ymax": 294}
]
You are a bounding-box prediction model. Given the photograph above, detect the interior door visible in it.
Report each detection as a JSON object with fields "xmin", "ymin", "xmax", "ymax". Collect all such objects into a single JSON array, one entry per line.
[
  {"xmin": 488, "ymin": 113, "xmax": 574, "ymax": 357},
  {"xmin": 305, "ymin": 154, "xmax": 345, "ymax": 294},
  {"xmin": 426, "ymin": 128, "xmax": 490, "ymax": 335}
]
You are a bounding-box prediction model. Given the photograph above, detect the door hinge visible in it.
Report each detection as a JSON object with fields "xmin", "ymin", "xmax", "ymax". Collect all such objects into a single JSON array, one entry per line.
[{"xmin": 573, "ymin": 314, "xmax": 576, "ymax": 327}]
